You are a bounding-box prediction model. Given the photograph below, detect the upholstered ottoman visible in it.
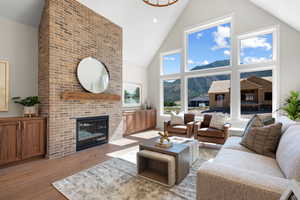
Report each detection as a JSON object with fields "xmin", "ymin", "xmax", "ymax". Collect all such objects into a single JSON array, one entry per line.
[{"xmin": 137, "ymin": 150, "xmax": 176, "ymax": 187}]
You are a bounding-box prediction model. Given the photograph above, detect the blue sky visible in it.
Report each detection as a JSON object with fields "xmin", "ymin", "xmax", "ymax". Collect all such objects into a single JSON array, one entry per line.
[{"xmin": 163, "ymin": 23, "xmax": 273, "ymax": 74}]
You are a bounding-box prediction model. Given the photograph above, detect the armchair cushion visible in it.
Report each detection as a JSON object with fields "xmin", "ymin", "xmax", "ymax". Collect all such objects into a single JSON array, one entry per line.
[
  {"xmin": 170, "ymin": 112, "xmax": 184, "ymax": 125},
  {"xmin": 210, "ymin": 113, "xmax": 226, "ymax": 130}
]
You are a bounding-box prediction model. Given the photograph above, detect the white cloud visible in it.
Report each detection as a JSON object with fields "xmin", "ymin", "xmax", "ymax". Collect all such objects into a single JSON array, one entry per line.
[
  {"xmin": 243, "ymin": 56, "xmax": 271, "ymax": 64},
  {"xmin": 212, "ymin": 25, "xmax": 230, "ymax": 50},
  {"xmin": 241, "ymin": 36, "xmax": 272, "ymax": 50},
  {"xmin": 164, "ymin": 56, "xmax": 175, "ymax": 61},
  {"xmin": 188, "ymin": 59, "xmax": 194, "ymax": 64},
  {"xmin": 224, "ymin": 50, "xmax": 230, "ymax": 56},
  {"xmin": 201, "ymin": 60, "xmax": 209, "ymax": 65},
  {"xmin": 196, "ymin": 33, "xmax": 203, "ymax": 39}
]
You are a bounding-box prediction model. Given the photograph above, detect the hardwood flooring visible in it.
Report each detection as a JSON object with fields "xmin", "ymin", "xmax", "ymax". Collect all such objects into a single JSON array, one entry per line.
[{"xmin": 0, "ymin": 134, "xmax": 153, "ymax": 200}]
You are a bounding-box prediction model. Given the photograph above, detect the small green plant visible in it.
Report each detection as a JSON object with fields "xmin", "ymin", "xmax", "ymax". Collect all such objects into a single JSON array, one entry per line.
[
  {"xmin": 12, "ymin": 96, "xmax": 40, "ymax": 107},
  {"xmin": 282, "ymin": 91, "xmax": 300, "ymax": 120}
]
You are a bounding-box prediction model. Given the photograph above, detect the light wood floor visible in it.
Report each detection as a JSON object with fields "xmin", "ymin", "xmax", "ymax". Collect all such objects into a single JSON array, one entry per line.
[{"xmin": 0, "ymin": 134, "xmax": 152, "ymax": 200}]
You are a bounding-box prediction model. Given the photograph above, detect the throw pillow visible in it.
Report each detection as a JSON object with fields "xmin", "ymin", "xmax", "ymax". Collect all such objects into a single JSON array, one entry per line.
[
  {"xmin": 242, "ymin": 115, "xmax": 264, "ymax": 137},
  {"xmin": 240, "ymin": 123, "xmax": 282, "ymax": 157},
  {"xmin": 170, "ymin": 112, "xmax": 184, "ymax": 125},
  {"xmin": 276, "ymin": 116, "xmax": 297, "ymax": 134},
  {"xmin": 209, "ymin": 113, "xmax": 225, "ymax": 130}
]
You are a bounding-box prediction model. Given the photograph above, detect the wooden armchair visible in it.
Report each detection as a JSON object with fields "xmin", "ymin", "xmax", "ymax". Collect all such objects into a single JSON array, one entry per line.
[
  {"xmin": 194, "ymin": 114, "xmax": 230, "ymax": 144},
  {"xmin": 164, "ymin": 113, "xmax": 196, "ymax": 138}
]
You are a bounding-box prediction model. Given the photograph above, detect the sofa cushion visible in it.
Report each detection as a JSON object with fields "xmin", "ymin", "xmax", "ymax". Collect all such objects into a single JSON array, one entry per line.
[
  {"xmin": 223, "ymin": 136, "xmax": 254, "ymax": 153},
  {"xmin": 276, "ymin": 124, "xmax": 300, "ymax": 181},
  {"xmin": 276, "ymin": 116, "xmax": 297, "ymax": 134},
  {"xmin": 240, "ymin": 123, "xmax": 282, "ymax": 157},
  {"xmin": 213, "ymin": 149, "xmax": 285, "ymax": 178}
]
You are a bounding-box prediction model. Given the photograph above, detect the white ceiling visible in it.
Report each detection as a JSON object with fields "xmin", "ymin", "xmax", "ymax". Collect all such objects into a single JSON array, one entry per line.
[
  {"xmin": 0, "ymin": 0, "xmax": 300, "ymax": 68},
  {"xmin": 250, "ymin": 0, "xmax": 300, "ymax": 32},
  {"xmin": 77, "ymin": 0, "xmax": 189, "ymax": 68},
  {"xmin": 0, "ymin": 0, "xmax": 44, "ymax": 27}
]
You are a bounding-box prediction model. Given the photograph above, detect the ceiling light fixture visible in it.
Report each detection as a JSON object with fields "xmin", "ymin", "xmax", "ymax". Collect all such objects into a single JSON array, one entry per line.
[
  {"xmin": 153, "ymin": 18, "xmax": 158, "ymax": 23},
  {"xmin": 143, "ymin": 0, "xmax": 179, "ymax": 7}
]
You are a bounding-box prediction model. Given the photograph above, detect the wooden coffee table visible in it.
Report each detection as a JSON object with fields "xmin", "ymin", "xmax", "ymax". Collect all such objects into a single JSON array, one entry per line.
[{"xmin": 139, "ymin": 137, "xmax": 190, "ymax": 184}]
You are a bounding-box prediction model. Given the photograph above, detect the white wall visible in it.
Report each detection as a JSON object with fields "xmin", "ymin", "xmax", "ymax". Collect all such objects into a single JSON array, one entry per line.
[
  {"xmin": 0, "ymin": 17, "xmax": 38, "ymax": 117},
  {"xmin": 147, "ymin": 0, "xmax": 300, "ymax": 128},
  {"xmin": 123, "ymin": 60, "xmax": 148, "ymax": 109}
]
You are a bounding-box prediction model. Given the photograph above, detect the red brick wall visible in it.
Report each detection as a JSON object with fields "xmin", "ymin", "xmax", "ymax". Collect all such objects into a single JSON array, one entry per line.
[{"xmin": 39, "ymin": 0, "xmax": 123, "ymax": 158}]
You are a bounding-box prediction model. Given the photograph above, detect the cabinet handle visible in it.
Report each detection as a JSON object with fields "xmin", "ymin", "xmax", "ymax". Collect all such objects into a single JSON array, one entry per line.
[{"xmin": 18, "ymin": 121, "xmax": 21, "ymax": 131}]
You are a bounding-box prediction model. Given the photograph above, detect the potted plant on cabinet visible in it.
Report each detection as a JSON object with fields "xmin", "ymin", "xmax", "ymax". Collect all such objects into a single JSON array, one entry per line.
[
  {"xmin": 282, "ymin": 91, "xmax": 300, "ymax": 121},
  {"xmin": 12, "ymin": 96, "xmax": 40, "ymax": 117}
]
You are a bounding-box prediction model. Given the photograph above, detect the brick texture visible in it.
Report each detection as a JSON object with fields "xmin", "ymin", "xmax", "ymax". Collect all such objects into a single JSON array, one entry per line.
[{"xmin": 39, "ymin": 0, "xmax": 123, "ymax": 158}]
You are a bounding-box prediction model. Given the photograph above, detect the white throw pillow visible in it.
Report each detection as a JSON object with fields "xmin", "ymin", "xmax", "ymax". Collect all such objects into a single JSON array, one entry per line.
[
  {"xmin": 276, "ymin": 116, "xmax": 297, "ymax": 134},
  {"xmin": 210, "ymin": 113, "xmax": 225, "ymax": 130},
  {"xmin": 170, "ymin": 112, "xmax": 184, "ymax": 125}
]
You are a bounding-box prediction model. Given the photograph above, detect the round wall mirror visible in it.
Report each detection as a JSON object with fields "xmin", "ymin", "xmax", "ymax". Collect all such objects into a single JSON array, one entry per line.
[{"xmin": 77, "ymin": 57, "xmax": 110, "ymax": 93}]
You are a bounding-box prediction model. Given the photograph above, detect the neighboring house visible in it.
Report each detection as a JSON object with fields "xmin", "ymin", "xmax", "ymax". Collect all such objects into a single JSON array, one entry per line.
[
  {"xmin": 189, "ymin": 96, "xmax": 209, "ymax": 107},
  {"xmin": 208, "ymin": 76, "xmax": 272, "ymax": 111}
]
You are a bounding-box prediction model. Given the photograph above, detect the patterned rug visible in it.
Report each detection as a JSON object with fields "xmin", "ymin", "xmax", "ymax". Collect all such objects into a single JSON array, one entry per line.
[{"xmin": 53, "ymin": 148, "xmax": 218, "ymax": 200}]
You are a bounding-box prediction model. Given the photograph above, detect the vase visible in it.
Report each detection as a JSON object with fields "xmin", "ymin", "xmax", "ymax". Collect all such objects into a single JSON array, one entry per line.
[{"xmin": 24, "ymin": 106, "xmax": 37, "ymax": 117}]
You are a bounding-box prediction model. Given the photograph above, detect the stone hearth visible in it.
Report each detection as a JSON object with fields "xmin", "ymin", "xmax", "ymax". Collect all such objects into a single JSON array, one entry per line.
[{"xmin": 38, "ymin": 0, "xmax": 123, "ymax": 158}]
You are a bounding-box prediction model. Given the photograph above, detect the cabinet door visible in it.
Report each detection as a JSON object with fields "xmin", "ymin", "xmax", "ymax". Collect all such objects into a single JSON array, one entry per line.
[
  {"xmin": 21, "ymin": 119, "xmax": 45, "ymax": 159},
  {"xmin": 0, "ymin": 121, "xmax": 21, "ymax": 165},
  {"xmin": 125, "ymin": 113, "xmax": 136, "ymax": 135},
  {"xmin": 151, "ymin": 110, "xmax": 156, "ymax": 128}
]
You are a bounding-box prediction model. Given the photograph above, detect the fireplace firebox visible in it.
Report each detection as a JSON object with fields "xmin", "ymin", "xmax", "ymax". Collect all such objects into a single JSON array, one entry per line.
[{"xmin": 76, "ymin": 116, "xmax": 109, "ymax": 151}]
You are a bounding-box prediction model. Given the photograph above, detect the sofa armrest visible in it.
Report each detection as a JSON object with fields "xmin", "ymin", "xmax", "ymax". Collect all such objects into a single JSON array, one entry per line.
[{"xmin": 197, "ymin": 162, "xmax": 289, "ymax": 200}]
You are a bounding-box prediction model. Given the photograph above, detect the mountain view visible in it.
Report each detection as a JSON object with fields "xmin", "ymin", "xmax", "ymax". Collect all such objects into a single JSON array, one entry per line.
[{"xmin": 164, "ymin": 59, "xmax": 272, "ymax": 105}]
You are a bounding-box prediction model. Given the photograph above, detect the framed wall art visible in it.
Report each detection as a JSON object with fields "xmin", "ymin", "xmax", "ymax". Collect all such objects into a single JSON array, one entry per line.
[
  {"xmin": 123, "ymin": 83, "xmax": 142, "ymax": 107},
  {"xmin": 0, "ymin": 60, "xmax": 9, "ymax": 112}
]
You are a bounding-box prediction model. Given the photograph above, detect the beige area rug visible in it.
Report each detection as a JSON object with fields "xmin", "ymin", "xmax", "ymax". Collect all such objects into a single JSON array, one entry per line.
[
  {"xmin": 109, "ymin": 138, "xmax": 138, "ymax": 146},
  {"xmin": 129, "ymin": 130, "xmax": 159, "ymax": 139},
  {"xmin": 106, "ymin": 145, "xmax": 139, "ymax": 164},
  {"xmin": 53, "ymin": 147, "xmax": 218, "ymax": 200}
]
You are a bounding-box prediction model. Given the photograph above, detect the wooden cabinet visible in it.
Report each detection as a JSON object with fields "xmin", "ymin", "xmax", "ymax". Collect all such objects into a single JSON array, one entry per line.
[
  {"xmin": 0, "ymin": 117, "xmax": 46, "ymax": 166},
  {"xmin": 123, "ymin": 109, "xmax": 156, "ymax": 136}
]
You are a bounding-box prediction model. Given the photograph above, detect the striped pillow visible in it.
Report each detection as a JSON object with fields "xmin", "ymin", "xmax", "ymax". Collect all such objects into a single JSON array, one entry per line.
[{"xmin": 240, "ymin": 123, "xmax": 282, "ymax": 157}]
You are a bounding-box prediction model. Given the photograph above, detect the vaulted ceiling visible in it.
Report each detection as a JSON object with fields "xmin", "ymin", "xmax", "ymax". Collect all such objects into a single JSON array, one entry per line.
[
  {"xmin": 0, "ymin": 0, "xmax": 299, "ymax": 68},
  {"xmin": 250, "ymin": 0, "xmax": 300, "ymax": 32}
]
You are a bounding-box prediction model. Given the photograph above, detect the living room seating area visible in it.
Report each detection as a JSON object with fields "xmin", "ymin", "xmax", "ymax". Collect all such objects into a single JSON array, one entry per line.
[{"xmin": 1, "ymin": 0, "xmax": 300, "ymax": 199}]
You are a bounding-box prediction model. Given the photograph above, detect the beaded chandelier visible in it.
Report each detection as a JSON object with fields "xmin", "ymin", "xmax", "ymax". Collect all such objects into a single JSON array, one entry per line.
[{"xmin": 143, "ymin": 0, "xmax": 179, "ymax": 7}]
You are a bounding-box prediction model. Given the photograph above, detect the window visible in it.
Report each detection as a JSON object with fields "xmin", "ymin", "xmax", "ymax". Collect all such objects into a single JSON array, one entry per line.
[
  {"xmin": 239, "ymin": 33, "xmax": 273, "ymax": 65},
  {"xmin": 240, "ymin": 70, "xmax": 273, "ymax": 119},
  {"xmin": 163, "ymin": 79, "xmax": 181, "ymax": 114},
  {"xmin": 265, "ymin": 92, "xmax": 272, "ymax": 101},
  {"xmin": 159, "ymin": 16, "xmax": 278, "ymax": 124},
  {"xmin": 162, "ymin": 52, "xmax": 181, "ymax": 75},
  {"xmin": 188, "ymin": 74, "xmax": 230, "ymax": 116},
  {"xmin": 186, "ymin": 22, "xmax": 231, "ymax": 71}
]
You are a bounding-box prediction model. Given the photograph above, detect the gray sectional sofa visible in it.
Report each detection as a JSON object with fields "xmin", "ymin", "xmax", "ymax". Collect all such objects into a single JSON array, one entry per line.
[{"xmin": 197, "ymin": 117, "xmax": 300, "ymax": 200}]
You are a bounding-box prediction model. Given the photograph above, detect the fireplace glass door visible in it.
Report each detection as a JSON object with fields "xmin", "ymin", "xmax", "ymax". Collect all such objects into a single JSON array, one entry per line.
[{"xmin": 76, "ymin": 116, "xmax": 108, "ymax": 151}]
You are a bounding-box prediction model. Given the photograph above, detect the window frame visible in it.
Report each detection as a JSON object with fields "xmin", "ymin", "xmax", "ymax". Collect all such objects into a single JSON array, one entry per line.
[
  {"xmin": 184, "ymin": 16, "xmax": 233, "ymax": 72},
  {"xmin": 160, "ymin": 49, "xmax": 182, "ymax": 76},
  {"xmin": 237, "ymin": 27, "xmax": 278, "ymax": 67}
]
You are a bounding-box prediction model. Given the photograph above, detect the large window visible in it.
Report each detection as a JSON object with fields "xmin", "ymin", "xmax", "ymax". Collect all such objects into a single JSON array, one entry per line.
[
  {"xmin": 162, "ymin": 52, "xmax": 181, "ymax": 75},
  {"xmin": 188, "ymin": 74, "xmax": 230, "ymax": 117},
  {"xmin": 186, "ymin": 22, "xmax": 231, "ymax": 71},
  {"xmin": 163, "ymin": 79, "xmax": 181, "ymax": 114},
  {"xmin": 240, "ymin": 70, "xmax": 273, "ymax": 119},
  {"xmin": 160, "ymin": 16, "xmax": 278, "ymax": 123},
  {"xmin": 239, "ymin": 32, "xmax": 274, "ymax": 65}
]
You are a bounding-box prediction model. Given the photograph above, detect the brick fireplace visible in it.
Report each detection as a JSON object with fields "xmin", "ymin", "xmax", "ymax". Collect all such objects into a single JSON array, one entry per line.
[{"xmin": 38, "ymin": 0, "xmax": 123, "ymax": 158}]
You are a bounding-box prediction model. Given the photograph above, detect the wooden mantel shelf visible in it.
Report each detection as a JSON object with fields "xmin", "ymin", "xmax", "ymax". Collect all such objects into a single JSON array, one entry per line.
[{"xmin": 61, "ymin": 91, "xmax": 121, "ymax": 101}]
